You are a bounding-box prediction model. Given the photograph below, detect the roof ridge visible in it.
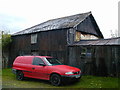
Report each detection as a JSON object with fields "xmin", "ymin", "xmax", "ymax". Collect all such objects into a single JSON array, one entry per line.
[{"xmin": 47, "ymin": 11, "xmax": 91, "ymax": 22}]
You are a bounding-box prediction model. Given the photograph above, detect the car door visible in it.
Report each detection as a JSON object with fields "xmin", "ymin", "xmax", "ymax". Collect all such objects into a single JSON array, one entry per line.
[{"xmin": 31, "ymin": 57, "xmax": 48, "ymax": 80}]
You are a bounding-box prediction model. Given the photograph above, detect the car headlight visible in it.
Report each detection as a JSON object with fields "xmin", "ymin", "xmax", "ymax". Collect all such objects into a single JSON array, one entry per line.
[
  {"xmin": 80, "ymin": 70, "xmax": 81, "ymax": 73},
  {"xmin": 65, "ymin": 72, "xmax": 73, "ymax": 75}
]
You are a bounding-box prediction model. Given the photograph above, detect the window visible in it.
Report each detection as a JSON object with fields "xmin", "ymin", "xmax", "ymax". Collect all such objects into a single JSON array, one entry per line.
[
  {"xmin": 32, "ymin": 57, "xmax": 45, "ymax": 65},
  {"xmin": 31, "ymin": 34, "xmax": 37, "ymax": 44},
  {"xmin": 81, "ymin": 48, "xmax": 92, "ymax": 59},
  {"xmin": 81, "ymin": 34, "xmax": 98, "ymax": 40}
]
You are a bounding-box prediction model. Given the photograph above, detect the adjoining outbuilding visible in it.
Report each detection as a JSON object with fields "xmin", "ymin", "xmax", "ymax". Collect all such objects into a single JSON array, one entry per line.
[{"xmin": 68, "ymin": 37, "xmax": 120, "ymax": 76}]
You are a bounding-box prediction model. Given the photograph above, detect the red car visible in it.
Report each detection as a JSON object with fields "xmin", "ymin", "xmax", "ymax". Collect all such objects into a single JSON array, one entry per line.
[{"xmin": 12, "ymin": 56, "xmax": 81, "ymax": 86}]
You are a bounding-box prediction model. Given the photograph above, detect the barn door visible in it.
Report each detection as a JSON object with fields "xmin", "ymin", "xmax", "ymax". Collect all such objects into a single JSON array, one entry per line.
[{"xmin": 80, "ymin": 47, "xmax": 94, "ymax": 75}]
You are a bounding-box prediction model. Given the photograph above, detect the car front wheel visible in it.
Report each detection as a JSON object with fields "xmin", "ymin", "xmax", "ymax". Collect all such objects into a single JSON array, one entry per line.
[
  {"xmin": 16, "ymin": 71, "xmax": 24, "ymax": 80},
  {"xmin": 50, "ymin": 74, "xmax": 61, "ymax": 86}
]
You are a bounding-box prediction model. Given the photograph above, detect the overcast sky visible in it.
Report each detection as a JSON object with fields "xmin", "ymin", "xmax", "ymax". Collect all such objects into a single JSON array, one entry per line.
[{"xmin": 0, "ymin": 0, "xmax": 119, "ymax": 38}]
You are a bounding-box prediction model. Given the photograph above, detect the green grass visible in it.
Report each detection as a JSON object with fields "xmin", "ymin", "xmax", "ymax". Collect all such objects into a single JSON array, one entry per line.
[{"xmin": 2, "ymin": 68, "xmax": 118, "ymax": 88}]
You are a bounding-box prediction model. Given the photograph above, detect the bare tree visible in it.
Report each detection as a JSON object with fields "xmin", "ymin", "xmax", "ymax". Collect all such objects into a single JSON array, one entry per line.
[{"xmin": 110, "ymin": 29, "xmax": 118, "ymax": 38}]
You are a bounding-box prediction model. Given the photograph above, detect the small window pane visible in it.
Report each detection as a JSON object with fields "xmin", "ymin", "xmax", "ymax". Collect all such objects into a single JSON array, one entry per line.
[
  {"xmin": 31, "ymin": 34, "xmax": 37, "ymax": 44},
  {"xmin": 32, "ymin": 57, "xmax": 44, "ymax": 65}
]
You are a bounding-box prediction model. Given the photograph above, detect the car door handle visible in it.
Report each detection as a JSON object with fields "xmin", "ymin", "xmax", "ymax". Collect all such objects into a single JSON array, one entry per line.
[{"xmin": 32, "ymin": 68, "xmax": 35, "ymax": 70}]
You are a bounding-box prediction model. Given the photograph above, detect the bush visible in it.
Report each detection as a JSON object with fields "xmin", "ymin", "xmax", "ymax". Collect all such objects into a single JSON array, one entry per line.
[
  {"xmin": 1, "ymin": 31, "xmax": 12, "ymax": 68},
  {"xmin": 2, "ymin": 31, "xmax": 12, "ymax": 51}
]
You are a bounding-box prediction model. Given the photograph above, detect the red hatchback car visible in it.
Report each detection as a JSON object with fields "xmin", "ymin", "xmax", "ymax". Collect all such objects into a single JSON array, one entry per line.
[{"xmin": 12, "ymin": 56, "xmax": 81, "ymax": 86}]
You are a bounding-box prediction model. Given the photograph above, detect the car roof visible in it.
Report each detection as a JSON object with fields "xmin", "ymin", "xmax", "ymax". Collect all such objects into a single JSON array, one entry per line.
[
  {"xmin": 35, "ymin": 56, "xmax": 53, "ymax": 58},
  {"xmin": 18, "ymin": 55, "xmax": 53, "ymax": 58}
]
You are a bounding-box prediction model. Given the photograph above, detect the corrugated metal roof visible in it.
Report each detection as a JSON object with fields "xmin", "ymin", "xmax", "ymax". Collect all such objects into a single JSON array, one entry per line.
[
  {"xmin": 70, "ymin": 37, "xmax": 120, "ymax": 46},
  {"xmin": 13, "ymin": 12, "xmax": 92, "ymax": 36}
]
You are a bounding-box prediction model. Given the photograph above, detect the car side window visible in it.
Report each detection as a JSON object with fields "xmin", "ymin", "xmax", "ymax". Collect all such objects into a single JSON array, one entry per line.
[{"xmin": 32, "ymin": 57, "xmax": 45, "ymax": 66}]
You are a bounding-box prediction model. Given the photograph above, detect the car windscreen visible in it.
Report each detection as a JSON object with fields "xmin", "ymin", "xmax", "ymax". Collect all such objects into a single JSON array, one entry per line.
[{"xmin": 46, "ymin": 58, "xmax": 62, "ymax": 65}]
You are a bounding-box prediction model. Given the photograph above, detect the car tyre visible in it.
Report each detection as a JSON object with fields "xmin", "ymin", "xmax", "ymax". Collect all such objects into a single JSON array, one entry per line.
[
  {"xmin": 50, "ymin": 74, "xmax": 61, "ymax": 86},
  {"xmin": 16, "ymin": 71, "xmax": 24, "ymax": 80}
]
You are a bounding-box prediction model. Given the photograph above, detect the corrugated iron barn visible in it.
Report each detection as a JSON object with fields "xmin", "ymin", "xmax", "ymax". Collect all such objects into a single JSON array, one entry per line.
[{"xmin": 9, "ymin": 12, "xmax": 120, "ymax": 76}]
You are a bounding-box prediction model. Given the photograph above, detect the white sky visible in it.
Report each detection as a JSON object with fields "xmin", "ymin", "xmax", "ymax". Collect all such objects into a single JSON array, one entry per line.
[{"xmin": 0, "ymin": 0, "xmax": 119, "ymax": 38}]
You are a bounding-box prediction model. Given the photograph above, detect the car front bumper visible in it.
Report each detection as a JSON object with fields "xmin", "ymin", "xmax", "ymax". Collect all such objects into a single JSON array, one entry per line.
[{"xmin": 61, "ymin": 74, "xmax": 81, "ymax": 82}]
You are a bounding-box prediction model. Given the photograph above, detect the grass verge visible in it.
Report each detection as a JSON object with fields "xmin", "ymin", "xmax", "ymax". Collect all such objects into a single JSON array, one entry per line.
[{"xmin": 2, "ymin": 68, "xmax": 118, "ymax": 88}]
